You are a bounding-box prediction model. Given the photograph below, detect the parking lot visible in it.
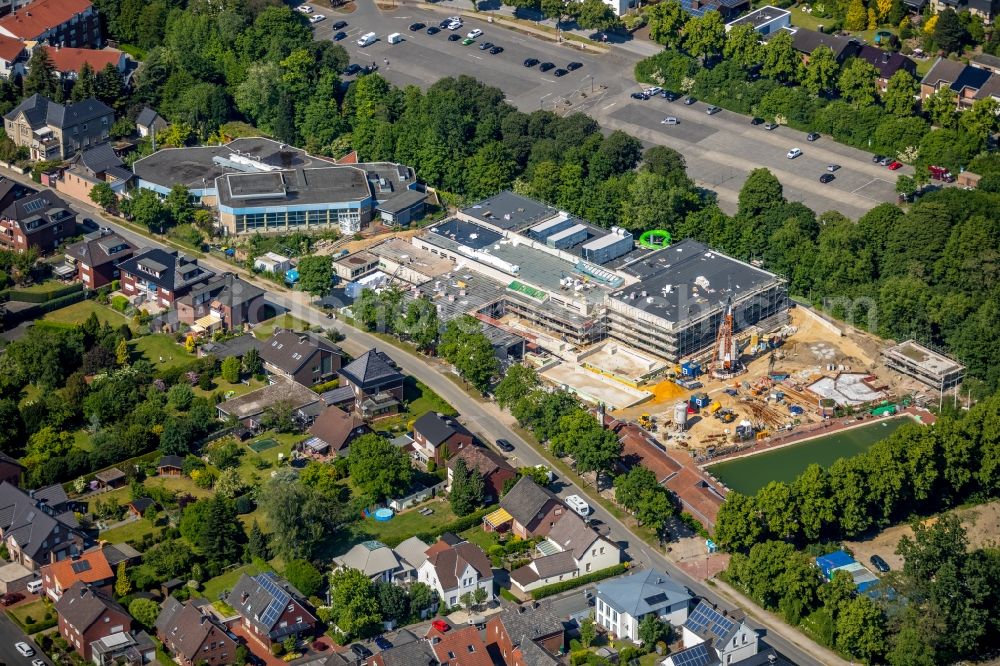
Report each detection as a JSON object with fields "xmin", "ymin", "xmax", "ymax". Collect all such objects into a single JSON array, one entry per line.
[{"xmin": 308, "ymin": 1, "xmax": 905, "ymax": 218}]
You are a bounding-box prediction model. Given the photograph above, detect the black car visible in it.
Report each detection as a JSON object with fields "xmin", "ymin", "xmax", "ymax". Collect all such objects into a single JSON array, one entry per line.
[
  {"xmin": 478, "ymin": 41, "xmax": 493, "ymax": 50},
  {"xmin": 409, "ymin": 22, "xmax": 425, "ymax": 31},
  {"xmin": 523, "ymin": 58, "xmax": 539, "ymax": 67},
  {"xmin": 566, "ymin": 61, "xmax": 583, "ymax": 71},
  {"xmin": 683, "ymin": 96, "xmax": 696, "ymax": 105},
  {"xmin": 362, "ymin": 63, "xmax": 378, "ymax": 74},
  {"xmin": 806, "ymin": 132, "xmax": 820, "ymax": 141},
  {"xmin": 426, "ymin": 26, "xmax": 440, "ymax": 34},
  {"xmin": 661, "ymin": 90, "xmax": 678, "ymax": 101},
  {"xmin": 332, "ymin": 20, "xmax": 348, "ymax": 29},
  {"xmin": 373, "ymin": 636, "xmax": 393, "ymax": 651},
  {"xmin": 496, "ymin": 438, "xmax": 515, "ymax": 452},
  {"xmin": 750, "ymin": 117, "xmax": 764, "ymax": 125},
  {"xmin": 333, "ymin": 31, "xmax": 347, "ymax": 40},
  {"xmin": 870, "ymin": 555, "xmax": 890, "ymax": 573},
  {"xmin": 448, "ymin": 33, "xmax": 461, "ymax": 41},
  {"xmin": 630, "ymin": 91, "xmax": 649, "ymax": 100},
  {"xmin": 81, "ymin": 217, "xmax": 98, "ymax": 230},
  {"xmin": 350, "ymin": 645, "xmax": 372, "ymax": 660},
  {"xmin": 553, "ymin": 68, "xmax": 568, "ymax": 77},
  {"xmin": 538, "ymin": 61, "xmax": 555, "ymax": 72},
  {"xmin": 872, "ymin": 154, "xmax": 884, "ymax": 163},
  {"xmin": 819, "ymin": 173, "xmax": 834, "ymax": 183},
  {"xmin": 343, "ymin": 63, "xmax": 362, "ymax": 75},
  {"xmin": 490, "ymin": 46, "xmax": 503, "ymax": 54},
  {"xmin": 439, "ymin": 18, "xmax": 453, "ymax": 28}
]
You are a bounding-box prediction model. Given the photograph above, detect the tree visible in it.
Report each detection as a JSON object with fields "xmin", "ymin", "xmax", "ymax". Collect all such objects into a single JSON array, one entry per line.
[
  {"xmin": 95, "ymin": 63, "xmax": 125, "ymax": 108},
  {"xmin": 895, "ymin": 174, "xmax": 917, "ymax": 200},
  {"xmin": 802, "ymin": 46, "xmax": 840, "ymax": 96},
  {"xmin": 493, "ymin": 364, "xmax": 538, "ymax": 410},
  {"xmin": 167, "ymin": 383, "xmax": 194, "ymax": 411},
  {"xmin": 115, "ymin": 562, "xmax": 132, "ymax": 597},
  {"xmin": 923, "ymin": 87, "xmax": 958, "ymax": 129},
  {"xmin": 540, "ymin": 0, "xmax": 577, "ymax": 26},
  {"xmin": 221, "ymin": 356, "xmax": 241, "ymax": 384},
  {"xmin": 933, "ymin": 9, "xmax": 968, "ymax": 54},
  {"xmin": 723, "ymin": 24, "xmax": 764, "ymax": 70},
  {"xmin": 836, "ymin": 596, "xmax": 887, "ymax": 662},
  {"xmin": 438, "ymin": 317, "xmax": 500, "ymax": 393},
  {"xmin": 72, "ymin": 63, "xmax": 98, "ymax": 102},
  {"xmin": 296, "ymin": 255, "xmax": 333, "ymax": 297},
  {"xmin": 761, "ymin": 30, "xmax": 799, "ymax": 83},
  {"xmin": 882, "ymin": 70, "xmax": 919, "ymax": 116},
  {"xmin": 648, "ymin": 1, "xmax": 687, "ymax": 48},
  {"xmin": 838, "ymin": 58, "xmax": 880, "ymax": 107},
  {"xmin": 683, "ymin": 11, "xmax": 726, "ymax": 62},
  {"xmin": 284, "ymin": 560, "xmax": 324, "ymax": 597},
  {"xmin": 572, "ymin": 424, "xmax": 621, "ymax": 488},
  {"xmin": 243, "ymin": 347, "xmax": 263, "ymax": 376},
  {"xmin": 579, "ymin": 616, "xmax": 597, "ymax": 648},
  {"xmin": 407, "ymin": 582, "xmax": 436, "ymax": 617},
  {"xmin": 180, "ymin": 495, "xmax": 246, "ymax": 570},
  {"xmin": 89, "ymin": 182, "xmax": 117, "ymax": 212},
  {"xmin": 125, "ymin": 188, "xmax": 168, "ymax": 231},
  {"xmin": 846, "ymin": 0, "xmax": 867, "ymax": 30},
  {"xmin": 23, "ymin": 48, "xmax": 59, "ymax": 99},
  {"xmin": 959, "ymin": 97, "xmax": 1000, "ymax": 143},
  {"xmin": 116, "ymin": 338, "xmax": 130, "ymax": 366},
  {"xmin": 375, "ymin": 581, "xmax": 410, "ymax": 623},
  {"xmin": 247, "ymin": 521, "xmax": 272, "ymax": 560},
  {"xmin": 164, "ymin": 184, "xmax": 194, "ymax": 227},
  {"xmin": 129, "ymin": 598, "xmax": 161, "ymax": 629},
  {"xmin": 737, "ymin": 168, "xmax": 784, "ymax": 220},
  {"xmin": 398, "ymin": 298, "xmax": 439, "ymax": 351},
  {"xmin": 159, "ymin": 122, "xmax": 194, "ymax": 148},
  {"xmin": 348, "ymin": 434, "xmax": 413, "ymax": 503},
  {"xmin": 638, "ymin": 613, "xmax": 671, "ymax": 646},
  {"xmin": 576, "ymin": 0, "xmax": 618, "ymax": 31},
  {"xmin": 329, "ymin": 568, "xmax": 382, "ymax": 639},
  {"xmin": 450, "ymin": 458, "xmax": 485, "ymax": 516}
]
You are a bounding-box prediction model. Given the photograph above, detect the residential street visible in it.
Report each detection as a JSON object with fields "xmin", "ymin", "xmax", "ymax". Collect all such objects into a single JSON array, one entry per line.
[{"xmin": 0, "ymin": 614, "xmax": 50, "ymax": 666}]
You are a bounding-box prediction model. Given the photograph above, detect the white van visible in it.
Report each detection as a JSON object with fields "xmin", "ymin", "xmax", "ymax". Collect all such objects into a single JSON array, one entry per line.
[
  {"xmin": 26, "ymin": 579, "xmax": 42, "ymax": 594},
  {"xmin": 387, "ymin": 32, "xmax": 402, "ymax": 44},
  {"xmin": 357, "ymin": 32, "xmax": 377, "ymax": 47},
  {"xmin": 565, "ymin": 494, "xmax": 591, "ymax": 517}
]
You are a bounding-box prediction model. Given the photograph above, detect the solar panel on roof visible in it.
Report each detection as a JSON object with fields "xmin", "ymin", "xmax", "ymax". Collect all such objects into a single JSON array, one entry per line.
[
  {"xmin": 686, "ymin": 603, "xmax": 735, "ymax": 637},
  {"xmin": 644, "ymin": 593, "xmax": 667, "ymax": 606},
  {"xmin": 22, "ymin": 198, "xmax": 46, "ymax": 213},
  {"xmin": 71, "ymin": 560, "xmax": 92, "ymax": 574},
  {"xmin": 670, "ymin": 643, "xmax": 713, "ymax": 666},
  {"xmin": 257, "ymin": 573, "xmax": 291, "ymax": 628}
]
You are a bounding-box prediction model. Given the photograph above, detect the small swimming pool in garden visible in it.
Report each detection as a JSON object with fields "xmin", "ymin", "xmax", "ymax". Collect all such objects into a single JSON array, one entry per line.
[{"xmin": 373, "ymin": 508, "xmax": 394, "ymax": 522}]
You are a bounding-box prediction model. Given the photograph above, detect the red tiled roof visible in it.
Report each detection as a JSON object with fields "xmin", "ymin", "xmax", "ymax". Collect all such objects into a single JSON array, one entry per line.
[
  {"xmin": 336, "ymin": 150, "xmax": 359, "ymax": 164},
  {"xmin": 44, "ymin": 46, "xmax": 122, "ymax": 74},
  {"xmin": 0, "ymin": 0, "xmax": 93, "ymax": 40},
  {"xmin": 431, "ymin": 626, "xmax": 492, "ymax": 666},
  {"xmin": 0, "ymin": 35, "xmax": 24, "ymax": 63}
]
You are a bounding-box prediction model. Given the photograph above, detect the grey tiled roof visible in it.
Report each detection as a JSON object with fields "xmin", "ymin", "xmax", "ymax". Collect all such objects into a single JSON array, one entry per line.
[
  {"xmin": 596, "ymin": 569, "xmax": 692, "ymax": 618},
  {"xmin": 54, "ymin": 582, "xmax": 128, "ymax": 632},
  {"xmin": 4, "ymin": 94, "xmax": 113, "ymax": 130},
  {"xmin": 500, "ymin": 477, "xmax": 559, "ymax": 526},
  {"xmin": 117, "ymin": 248, "xmax": 214, "ymax": 293},
  {"xmin": 65, "ymin": 230, "xmax": 135, "ymax": 269},
  {"xmin": 496, "ymin": 604, "xmax": 565, "ymax": 651},
  {"xmin": 379, "ymin": 640, "xmax": 436, "ymax": 666},
  {"xmin": 0, "ymin": 482, "xmax": 82, "ymax": 562},
  {"xmin": 339, "ymin": 348, "xmax": 401, "ymax": 390},
  {"xmin": 545, "ymin": 512, "xmax": 601, "ymax": 561},
  {"xmin": 260, "ymin": 329, "xmax": 340, "ymax": 376}
]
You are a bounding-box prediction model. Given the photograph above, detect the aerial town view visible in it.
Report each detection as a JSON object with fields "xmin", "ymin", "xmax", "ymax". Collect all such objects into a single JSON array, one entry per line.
[{"xmin": 0, "ymin": 0, "xmax": 996, "ymax": 664}]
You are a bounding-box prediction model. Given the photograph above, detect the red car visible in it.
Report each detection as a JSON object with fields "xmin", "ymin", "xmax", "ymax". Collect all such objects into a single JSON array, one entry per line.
[
  {"xmin": 888, "ymin": 161, "xmax": 903, "ymax": 170},
  {"xmin": 1, "ymin": 592, "xmax": 24, "ymax": 606},
  {"xmin": 431, "ymin": 619, "xmax": 451, "ymax": 633}
]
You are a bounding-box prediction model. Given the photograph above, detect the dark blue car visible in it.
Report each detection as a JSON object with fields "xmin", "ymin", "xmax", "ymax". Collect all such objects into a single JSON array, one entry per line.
[{"xmin": 374, "ymin": 636, "xmax": 392, "ymax": 651}]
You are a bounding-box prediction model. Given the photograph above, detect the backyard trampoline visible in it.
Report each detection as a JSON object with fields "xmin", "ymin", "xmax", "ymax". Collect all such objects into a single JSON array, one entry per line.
[{"xmin": 248, "ymin": 438, "xmax": 278, "ymax": 453}]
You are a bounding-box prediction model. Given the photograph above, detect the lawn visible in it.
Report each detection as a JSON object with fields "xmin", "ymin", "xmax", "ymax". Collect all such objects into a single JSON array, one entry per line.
[
  {"xmin": 42, "ymin": 299, "xmax": 132, "ymax": 327},
  {"xmin": 131, "ymin": 333, "xmax": 195, "ymax": 371},
  {"xmin": 72, "ymin": 428, "xmax": 93, "ymax": 452},
  {"xmin": 99, "ymin": 517, "xmax": 156, "ymax": 544},
  {"xmin": 200, "ymin": 562, "xmax": 268, "ymax": 602},
  {"xmin": 194, "ymin": 376, "xmax": 266, "ymax": 401},
  {"xmin": 460, "ymin": 526, "xmax": 500, "ymax": 552},
  {"xmin": 7, "ymin": 598, "xmax": 55, "ymax": 633},
  {"xmin": 375, "ymin": 376, "xmax": 457, "ymax": 434},
  {"xmin": 233, "ymin": 431, "xmax": 303, "ymax": 485},
  {"xmin": 16, "ymin": 280, "xmax": 72, "ymax": 295},
  {"xmin": 353, "ymin": 498, "xmax": 456, "ymax": 549},
  {"xmin": 253, "ymin": 313, "xmax": 311, "ymax": 339},
  {"xmin": 147, "ymin": 474, "xmax": 215, "ymax": 499}
]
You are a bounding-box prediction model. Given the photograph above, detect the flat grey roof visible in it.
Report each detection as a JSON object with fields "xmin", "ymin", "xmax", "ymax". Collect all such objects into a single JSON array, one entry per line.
[
  {"xmin": 413, "ymin": 271, "xmax": 507, "ymax": 321},
  {"xmin": 548, "ymin": 223, "xmax": 589, "ymax": 244},
  {"xmin": 427, "ymin": 218, "xmax": 502, "ymax": 250},
  {"xmin": 612, "ymin": 239, "xmax": 782, "ymax": 324},
  {"xmin": 460, "ymin": 191, "xmax": 559, "ymax": 231},
  {"xmin": 376, "ymin": 188, "xmax": 426, "ymax": 214},
  {"xmin": 884, "ymin": 340, "xmax": 964, "ymax": 376},
  {"xmin": 217, "ymin": 166, "xmax": 370, "ymax": 209},
  {"xmin": 582, "ymin": 230, "xmax": 631, "ymax": 251},
  {"xmin": 727, "ymin": 5, "xmax": 789, "ymax": 26}
]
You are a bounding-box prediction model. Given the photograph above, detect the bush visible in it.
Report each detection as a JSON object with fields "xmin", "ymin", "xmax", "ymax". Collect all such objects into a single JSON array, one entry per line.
[
  {"xmin": 111, "ymin": 295, "xmax": 129, "ymax": 312},
  {"xmin": 411, "ymin": 505, "xmax": 497, "ymax": 546},
  {"xmin": 530, "ymin": 563, "xmax": 629, "ymax": 600},
  {"xmin": 271, "ymin": 643, "xmax": 285, "ymax": 656}
]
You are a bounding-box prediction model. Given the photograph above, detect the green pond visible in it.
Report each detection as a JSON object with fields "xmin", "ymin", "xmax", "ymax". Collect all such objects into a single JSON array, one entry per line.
[{"xmin": 707, "ymin": 417, "xmax": 913, "ymax": 495}]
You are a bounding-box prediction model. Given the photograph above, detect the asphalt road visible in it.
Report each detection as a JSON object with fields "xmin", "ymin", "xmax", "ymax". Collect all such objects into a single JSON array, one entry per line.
[
  {"xmin": 0, "ymin": 614, "xmax": 49, "ymax": 666},
  {"xmin": 309, "ymin": 0, "xmax": 905, "ymax": 219}
]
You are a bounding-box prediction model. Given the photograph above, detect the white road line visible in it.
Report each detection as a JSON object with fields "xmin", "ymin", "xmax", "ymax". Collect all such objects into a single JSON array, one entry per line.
[
  {"xmin": 601, "ymin": 102, "xmax": 617, "ymax": 110},
  {"xmin": 540, "ymin": 92, "xmax": 554, "ymax": 100},
  {"xmin": 469, "ymin": 54, "xmax": 483, "ymax": 60}
]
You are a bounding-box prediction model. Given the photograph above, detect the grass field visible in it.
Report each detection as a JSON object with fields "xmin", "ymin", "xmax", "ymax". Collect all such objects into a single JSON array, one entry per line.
[
  {"xmin": 195, "ymin": 377, "xmax": 266, "ymax": 401},
  {"xmin": 131, "ymin": 334, "xmax": 195, "ymax": 370},
  {"xmin": 16, "ymin": 280, "xmax": 72, "ymax": 295},
  {"xmin": 42, "ymin": 299, "xmax": 132, "ymax": 327},
  {"xmin": 200, "ymin": 562, "xmax": 269, "ymax": 602},
  {"xmin": 460, "ymin": 526, "xmax": 499, "ymax": 551},
  {"xmin": 7, "ymin": 598, "xmax": 55, "ymax": 633},
  {"xmin": 376, "ymin": 376, "xmax": 457, "ymax": 434},
  {"xmin": 253, "ymin": 314, "xmax": 311, "ymax": 339},
  {"xmin": 325, "ymin": 498, "xmax": 457, "ymax": 557},
  {"xmin": 72, "ymin": 428, "xmax": 93, "ymax": 451}
]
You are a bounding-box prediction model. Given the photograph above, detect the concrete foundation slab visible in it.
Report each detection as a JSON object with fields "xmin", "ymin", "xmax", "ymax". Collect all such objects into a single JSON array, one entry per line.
[{"xmin": 540, "ymin": 362, "xmax": 652, "ymax": 410}]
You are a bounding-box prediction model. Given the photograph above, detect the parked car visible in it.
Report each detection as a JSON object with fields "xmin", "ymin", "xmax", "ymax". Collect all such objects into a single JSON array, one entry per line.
[
  {"xmin": 819, "ymin": 173, "xmax": 834, "ymax": 183},
  {"xmin": 409, "ymin": 22, "xmax": 425, "ymax": 31},
  {"xmin": 567, "ymin": 61, "xmax": 583, "ymax": 71},
  {"xmin": 872, "ymin": 154, "xmax": 884, "ymax": 163},
  {"xmin": 630, "ymin": 91, "xmax": 648, "ymax": 100},
  {"xmin": 309, "ymin": 14, "xmax": 325, "ymax": 23},
  {"xmin": 440, "ymin": 17, "xmax": 456, "ymax": 28},
  {"xmin": 827, "ymin": 164, "xmax": 841, "ymax": 172},
  {"xmin": 462, "ymin": 37, "xmax": 475, "ymax": 45},
  {"xmin": 705, "ymin": 105, "xmax": 721, "ymax": 115},
  {"xmin": 523, "ymin": 58, "xmax": 539, "ymax": 67},
  {"xmin": 661, "ymin": 90, "xmax": 678, "ymax": 101},
  {"xmin": 806, "ymin": 132, "xmax": 820, "ymax": 141},
  {"xmin": 539, "ymin": 62, "xmax": 555, "ymax": 72},
  {"xmin": 374, "ymin": 636, "xmax": 393, "ymax": 651},
  {"xmin": 553, "ymin": 68, "xmax": 568, "ymax": 77},
  {"xmin": 879, "ymin": 156, "xmax": 892, "ymax": 166},
  {"xmin": 750, "ymin": 117, "xmax": 764, "ymax": 125},
  {"xmin": 496, "ymin": 438, "xmax": 514, "ymax": 452},
  {"xmin": 349, "ymin": 644, "xmax": 372, "ymax": 660},
  {"xmin": 661, "ymin": 116, "xmax": 679, "ymax": 125},
  {"xmin": 15, "ymin": 642, "xmax": 34, "ymax": 657},
  {"xmin": 683, "ymin": 96, "xmax": 696, "ymax": 105},
  {"xmin": 343, "ymin": 63, "xmax": 362, "ymax": 75},
  {"xmin": 489, "ymin": 46, "xmax": 503, "ymax": 54},
  {"xmin": 81, "ymin": 217, "xmax": 98, "ymax": 230},
  {"xmin": 478, "ymin": 41, "xmax": 494, "ymax": 50},
  {"xmin": 32, "ymin": 660, "xmax": 45, "ymax": 666},
  {"xmin": 644, "ymin": 86, "xmax": 662, "ymax": 96},
  {"xmin": 1, "ymin": 592, "xmax": 24, "ymax": 606},
  {"xmin": 447, "ymin": 20, "xmax": 462, "ymax": 30},
  {"xmin": 448, "ymin": 33, "xmax": 462, "ymax": 41},
  {"xmin": 888, "ymin": 160, "xmax": 903, "ymax": 170},
  {"xmin": 426, "ymin": 26, "xmax": 440, "ymax": 34},
  {"xmin": 431, "ymin": 619, "xmax": 451, "ymax": 633},
  {"xmin": 333, "ymin": 31, "xmax": 347, "ymax": 40},
  {"xmin": 467, "ymin": 28, "xmax": 483, "ymax": 39},
  {"xmin": 332, "ymin": 20, "xmax": 348, "ymax": 29},
  {"xmin": 763, "ymin": 122, "xmax": 778, "ymax": 130},
  {"xmin": 296, "ymin": 4, "xmax": 313, "ymax": 13},
  {"xmin": 787, "ymin": 148, "xmax": 802, "ymax": 159},
  {"xmin": 870, "ymin": 554, "xmax": 890, "ymax": 573}
]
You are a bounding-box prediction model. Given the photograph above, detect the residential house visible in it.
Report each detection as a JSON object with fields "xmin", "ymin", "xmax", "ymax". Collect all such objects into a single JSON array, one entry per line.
[
  {"xmin": 338, "ymin": 348, "xmax": 405, "ymax": 418},
  {"xmin": 90, "ymin": 630, "xmax": 156, "ymax": 666},
  {"xmin": 931, "ymin": 0, "xmax": 996, "ymax": 23},
  {"xmin": 0, "ymin": 0, "xmax": 101, "ymax": 48},
  {"xmin": 254, "ymin": 252, "xmax": 291, "ymax": 273},
  {"xmin": 3, "ymin": 94, "xmax": 113, "ymax": 160},
  {"xmin": 333, "ymin": 540, "xmax": 410, "ymax": 583},
  {"xmin": 303, "ymin": 405, "xmax": 370, "ymax": 457},
  {"xmin": 63, "ymin": 229, "xmax": 135, "ymax": 288},
  {"xmin": 0, "ymin": 189, "xmax": 76, "ymax": 254},
  {"xmin": 364, "ymin": 640, "xmax": 437, "ymax": 666},
  {"xmin": 0, "ymin": 481, "xmax": 85, "ymax": 570},
  {"xmin": 155, "ymin": 597, "xmax": 238, "ymax": 666},
  {"xmin": 446, "ymin": 446, "xmax": 515, "ymax": 503},
  {"xmin": 54, "ymin": 582, "xmax": 132, "ymax": 660},
  {"xmin": 785, "ymin": 28, "xmax": 860, "ymax": 64},
  {"xmin": 920, "ymin": 56, "xmax": 1000, "ymax": 108},
  {"xmin": 135, "ymin": 107, "xmax": 167, "ymax": 139},
  {"xmin": 0, "ymin": 452, "xmax": 24, "ymax": 486},
  {"xmin": 853, "ymin": 46, "xmax": 917, "ymax": 91},
  {"xmin": 197, "ymin": 334, "xmax": 260, "ymax": 361},
  {"xmin": 723, "ymin": 6, "xmax": 791, "ymax": 35},
  {"xmin": 175, "ymin": 272, "xmax": 265, "ymax": 334},
  {"xmin": 595, "ymin": 569, "xmax": 694, "ymax": 642},
  {"xmin": 101, "ymin": 543, "xmax": 141, "ymax": 570},
  {"xmin": 670, "ymin": 601, "xmax": 760, "ymax": 666},
  {"xmin": 0, "ymin": 34, "xmax": 24, "ymax": 78},
  {"xmin": 393, "ymin": 536, "xmax": 431, "ymax": 582},
  {"xmin": 972, "ymin": 52, "xmax": 1000, "ymax": 74},
  {"xmin": 216, "ymin": 377, "xmax": 321, "ymax": 429},
  {"xmin": 157, "ymin": 455, "xmax": 183, "ymax": 476},
  {"xmin": 510, "ymin": 512, "xmax": 620, "ymax": 594},
  {"xmin": 117, "ymin": 248, "xmax": 215, "ymax": 308},
  {"xmin": 40, "ymin": 547, "xmax": 114, "ymax": 602},
  {"xmin": 486, "ymin": 604, "xmax": 566, "ymax": 666},
  {"xmin": 489, "ymin": 476, "xmax": 566, "ymax": 539},
  {"xmin": 260, "ymin": 329, "xmax": 343, "ymax": 387},
  {"xmin": 43, "ymin": 46, "xmax": 127, "ymax": 80},
  {"xmin": 32, "ymin": 482, "xmax": 70, "ymax": 512},
  {"xmin": 417, "ymin": 537, "xmax": 493, "ymax": 608},
  {"xmin": 57, "ymin": 142, "xmax": 134, "ymax": 202},
  {"xmin": 412, "ymin": 412, "xmax": 473, "ymax": 468},
  {"xmin": 429, "ymin": 626, "xmax": 491, "ymax": 666},
  {"xmin": 228, "ymin": 572, "xmax": 317, "ymax": 648}
]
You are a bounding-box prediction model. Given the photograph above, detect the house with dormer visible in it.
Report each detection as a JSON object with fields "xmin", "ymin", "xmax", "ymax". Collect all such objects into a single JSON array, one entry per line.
[
  {"xmin": 64, "ymin": 229, "xmax": 135, "ymax": 288},
  {"xmin": 155, "ymin": 597, "xmax": 238, "ymax": 666},
  {"xmin": 228, "ymin": 572, "xmax": 317, "ymax": 649},
  {"xmin": 117, "ymin": 248, "xmax": 214, "ymax": 308},
  {"xmin": 338, "ymin": 348, "xmax": 404, "ymax": 418},
  {"xmin": 0, "ymin": 189, "xmax": 76, "ymax": 254},
  {"xmin": 510, "ymin": 512, "xmax": 620, "ymax": 594},
  {"xmin": 595, "ymin": 569, "xmax": 693, "ymax": 642},
  {"xmin": 417, "ymin": 536, "xmax": 493, "ymax": 608},
  {"xmin": 260, "ymin": 329, "xmax": 342, "ymax": 387},
  {"xmin": 664, "ymin": 600, "xmax": 759, "ymax": 666},
  {"xmin": 0, "ymin": 481, "xmax": 85, "ymax": 570},
  {"xmin": 175, "ymin": 272, "xmax": 264, "ymax": 334},
  {"xmin": 487, "ymin": 476, "xmax": 566, "ymax": 539},
  {"xmin": 40, "ymin": 547, "xmax": 114, "ymax": 601},
  {"xmin": 54, "ymin": 582, "xmax": 132, "ymax": 660},
  {"xmin": 412, "ymin": 411, "xmax": 473, "ymax": 467},
  {"xmin": 3, "ymin": 94, "xmax": 112, "ymax": 161},
  {"xmin": 486, "ymin": 603, "xmax": 566, "ymax": 666}
]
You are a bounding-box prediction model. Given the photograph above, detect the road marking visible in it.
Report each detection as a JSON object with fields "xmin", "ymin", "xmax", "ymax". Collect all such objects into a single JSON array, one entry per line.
[
  {"xmin": 602, "ymin": 102, "xmax": 617, "ymax": 110},
  {"xmin": 469, "ymin": 54, "xmax": 483, "ymax": 60},
  {"xmin": 540, "ymin": 92, "xmax": 554, "ymax": 100}
]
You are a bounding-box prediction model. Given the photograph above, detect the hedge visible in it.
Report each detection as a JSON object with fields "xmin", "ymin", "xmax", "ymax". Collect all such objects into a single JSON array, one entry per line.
[
  {"xmin": 409, "ymin": 504, "xmax": 498, "ymax": 547},
  {"xmin": 499, "ymin": 588, "xmax": 519, "ymax": 603},
  {"xmin": 5, "ymin": 282, "xmax": 82, "ymax": 303},
  {"xmin": 2, "ymin": 290, "xmax": 88, "ymax": 327},
  {"xmin": 530, "ymin": 563, "xmax": 630, "ymax": 600}
]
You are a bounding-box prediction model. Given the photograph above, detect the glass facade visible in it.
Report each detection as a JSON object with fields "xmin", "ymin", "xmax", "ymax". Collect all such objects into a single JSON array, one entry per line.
[{"xmin": 234, "ymin": 207, "xmax": 361, "ymax": 233}]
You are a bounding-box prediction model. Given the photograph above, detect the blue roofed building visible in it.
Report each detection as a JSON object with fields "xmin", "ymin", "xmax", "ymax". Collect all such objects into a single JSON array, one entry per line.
[
  {"xmin": 815, "ymin": 549, "xmax": 855, "ymax": 580},
  {"xmin": 594, "ymin": 569, "xmax": 694, "ymax": 643}
]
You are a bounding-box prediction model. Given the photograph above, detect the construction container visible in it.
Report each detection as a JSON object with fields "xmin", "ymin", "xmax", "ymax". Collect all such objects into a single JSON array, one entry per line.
[
  {"xmin": 871, "ymin": 405, "xmax": 896, "ymax": 416},
  {"xmin": 789, "ymin": 405, "xmax": 804, "ymax": 415},
  {"xmin": 708, "ymin": 401, "xmax": 722, "ymax": 414},
  {"xmin": 691, "ymin": 393, "xmax": 711, "ymax": 408},
  {"xmin": 769, "ymin": 373, "xmax": 789, "ymax": 381},
  {"xmin": 674, "ymin": 402, "xmax": 688, "ymax": 429},
  {"xmin": 681, "ymin": 361, "xmax": 702, "ymax": 377},
  {"xmin": 770, "ymin": 391, "xmax": 785, "ymax": 402}
]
